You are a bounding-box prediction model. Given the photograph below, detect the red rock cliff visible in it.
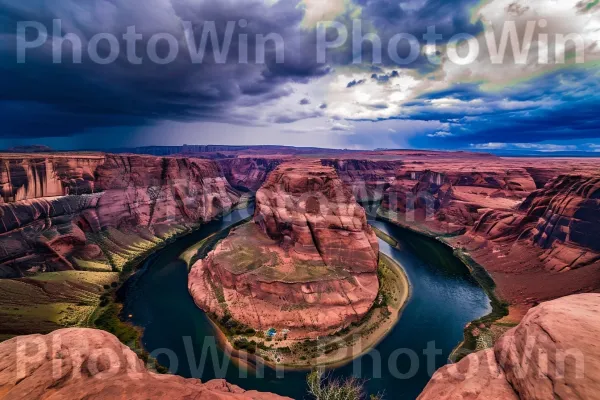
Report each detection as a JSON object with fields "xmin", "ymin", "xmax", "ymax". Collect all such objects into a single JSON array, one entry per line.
[
  {"xmin": 189, "ymin": 161, "xmax": 380, "ymax": 338},
  {"xmin": 453, "ymin": 174, "xmax": 600, "ymax": 317},
  {"xmin": 0, "ymin": 154, "xmax": 240, "ymax": 278},
  {"xmin": 218, "ymin": 157, "xmax": 283, "ymax": 192}
]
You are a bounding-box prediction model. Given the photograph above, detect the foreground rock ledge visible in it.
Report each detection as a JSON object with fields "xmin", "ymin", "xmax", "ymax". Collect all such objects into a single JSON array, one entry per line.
[
  {"xmin": 0, "ymin": 328, "xmax": 289, "ymax": 400},
  {"xmin": 418, "ymin": 293, "xmax": 600, "ymax": 400},
  {"xmin": 189, "ymin": 160, "xmax": 380, "ymax": 339}
]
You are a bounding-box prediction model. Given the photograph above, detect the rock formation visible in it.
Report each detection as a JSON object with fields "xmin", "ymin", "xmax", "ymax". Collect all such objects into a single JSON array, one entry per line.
[
  {"xmin": 321, "ymin": 159, "xmax": 402, "ymax": 202},
  {"xmin": 218, "ymin": 157, "xmax": 282, "ymax": 192},
  {"xmin": 380, "ymin": 165, "xmax": 537, "ymax": 235},
  {"xmin": 418, "ymin": 294, "xmax": 600, "ymax": 400},
  {"xmin": 0, "ymin": 328, "xmax": 289, "ymax": 399},
  {"xmin": 189, "ymin": 161, "xmax": 380, "ymax": 339},
  {"xmin": 451, "ymin": 174, "xmax": 600, "ymax": 318},
  {"xmin": 0, "ymin": 154, "xmax": 240, "ymax": 278}
]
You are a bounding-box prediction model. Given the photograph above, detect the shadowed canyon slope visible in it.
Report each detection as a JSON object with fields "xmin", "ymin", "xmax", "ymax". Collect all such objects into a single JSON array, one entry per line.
[
  {"xmin": 189, "ymin": 160, "xmax": 380, "ymax": 339},
  {"xmin": 0, "ymin": 328, "xmax": 289, "ymax": 400},
  {"xmin": 418, "ymin": 294, "xmax": 600, "ymax": 400},
  {"xmin": 0, "ymin": 154, "xmax": 240, "ymax": 278}
]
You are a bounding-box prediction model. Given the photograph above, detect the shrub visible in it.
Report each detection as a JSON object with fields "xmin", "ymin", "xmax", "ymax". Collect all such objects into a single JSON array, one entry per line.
[{"xmin": 306, "ymin": 370, "xmax": 382, "ymax": 400}]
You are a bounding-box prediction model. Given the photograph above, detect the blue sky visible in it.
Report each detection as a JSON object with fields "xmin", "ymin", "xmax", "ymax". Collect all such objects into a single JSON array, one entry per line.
[{"xmin": 1, "ymin": 0, "xmax": 599, "ymax": 152}]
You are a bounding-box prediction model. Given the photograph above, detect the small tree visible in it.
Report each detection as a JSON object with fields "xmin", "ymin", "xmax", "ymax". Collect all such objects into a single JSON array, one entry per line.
[{"xmin": 306, "ymin": 370, "xmax": 383, "ymax": 400}]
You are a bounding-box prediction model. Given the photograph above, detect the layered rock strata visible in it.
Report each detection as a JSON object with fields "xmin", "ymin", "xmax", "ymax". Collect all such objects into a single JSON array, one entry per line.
[
  {"xmin": 189, "ymin": 161, "xmax": 380, "ymax": 339},
  {"xmin": 321, "ymin": 159, "xmax": 402, "ymax": 202},
  {"xmin": 217, "ymin": 157, "xmax": 282, "ymax": 192},
  {"xmin": 451, "ymin": 174, "xmax": 600, "ymax": 316},
  {"xmin": 0, "ymin": 154, "xmax": 240, "ymax": 278},
  {"xmin": 381, "ymin": 166, "xmax": 537, "ymax": 235}
]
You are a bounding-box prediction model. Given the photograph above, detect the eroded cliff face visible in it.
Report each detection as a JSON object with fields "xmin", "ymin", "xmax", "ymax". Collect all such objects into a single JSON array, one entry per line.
[
  {"xmin": 189, "ymin": 161, "xmax": 380, "ymax": 338},
  {"xmin": 418, "ymin": 294, "xmax": 600, "ymax": 400},
  {"xmin": 452, "ymin": 174, "xmax": 600, "ymax": 316},
  {"xmin": 218, "ymin": 157, "xmax": 283, "ymax": 192},
  {"xmin": 321, "ymin": 159, "xmax": 402, "ymax": 202},
  {"xmin": 0, "ymin": 154, "xmax": 240, "ymax": 278},
  {"xmin": 0, "ymin": 155, "xmax": 105, "ymax": 202},
  {"xmin": 0, "ymin": 328, "xmax": 289, "ymax": 400},
  {"xmin": 380, "ymin": 166, "xmax": 536, "ymax": 235}
]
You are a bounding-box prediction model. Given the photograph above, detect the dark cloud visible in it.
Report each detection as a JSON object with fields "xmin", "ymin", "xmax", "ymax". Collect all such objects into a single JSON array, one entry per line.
[
  {"xmin": 404, "ymin": 70, "xmax": 600, "ymax": 148},
  {"xmin": 325, "ymin": 0, "xmax": 484, "ymax": 67},
  {"xmin": 0, "ymin": 0, "xmax": 328, "ymax": 137},
  {"xmin": 347, "ymin": 79, "xmax": 366, "ymax": 88},
  {"xmin": 299, "ymin": 98, "xmax": 311, "ymax": 105}
]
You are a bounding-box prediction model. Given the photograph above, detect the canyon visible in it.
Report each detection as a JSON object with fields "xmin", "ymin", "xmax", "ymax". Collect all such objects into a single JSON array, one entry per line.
[{"xmin": 0, "ymin": 148, "xmax": 599, "ymax": 399}]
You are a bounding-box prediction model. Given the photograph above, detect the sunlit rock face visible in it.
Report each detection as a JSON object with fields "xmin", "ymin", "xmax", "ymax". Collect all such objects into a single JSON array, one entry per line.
[
  {"xmin": 189, "ymin": 161, "xmax": 380, "ymax": 339},
  {"xmin": 0, "ymin": 328, "xmax": 290, "ymax": 400},
  {"xmin": 419, "ymin": 294, "xmax": 600, "ymax": 400},
  {"xmin": 0, "ymin": 154, "xmax": 240, "ymax": 278}
]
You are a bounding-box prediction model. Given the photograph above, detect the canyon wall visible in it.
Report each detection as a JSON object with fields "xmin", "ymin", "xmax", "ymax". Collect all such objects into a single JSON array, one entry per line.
[
  {"xmin": 0, "ymin": 154, "xmax": 240, "ymax": 278},
  {"xmin": 452, "ymin": 174, "xmax": 600, "ymax": 317},
  {"xmin": 380, "ymin": 164, "xmax": 537, "ymax": 235},
  {"xmin": 419, "ymin": 294, "xmax": 600, "ymax": 400},
  {"xmin": 189, "ymin": 160, "xmax": 380, "ymax": 338},
  {"xmin": 217, "ymin": 157, "xmax": 282, "ymax": 192},
  {"xmin": 0, "ymin": 328, "xmax": 289, "ymax": 399},
  {"xmin": 321, "ymin": 159, "xmax": 402, "ymax": 202}
]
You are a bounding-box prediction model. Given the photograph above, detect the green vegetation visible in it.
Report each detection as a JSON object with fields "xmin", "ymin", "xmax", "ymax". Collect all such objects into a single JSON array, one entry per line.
[
  {"xmin": 377, "ymin": 253, "xmax": 409, "ymax": 309},
  {"xmin": 179, "ymin": 233, "xmax": 217, "ymax": 268},
  {"xmin": 375, "ymin": 211, "xmax": 510, "ymax": 361},
  {"xmin": 0, "ymin": 271, "xmax": 119, "ymax": 339},
  {"xmin": 212, "ymin": 222, "xmax": 348, "ymax": 283},
  {"xmin": 93, "ymin": 302, "xmax": 139, "ymax": 346}
]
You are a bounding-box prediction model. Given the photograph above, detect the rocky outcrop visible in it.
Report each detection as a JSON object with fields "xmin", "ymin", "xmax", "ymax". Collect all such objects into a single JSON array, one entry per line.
[
  {"xmin": 189, "ymin": 161, "xmax": 380, "ymax": 339},
  {"xmin": 419, "ymin": 294, "xmax": 600, "ymax": 400},
  {"xmin": 0, "ymin": 154, "xmax": 240, "ymax": 278},
  {"xmin": 0, "ymin": 328, "xmax": 289, "ymax": 399},
  {"xmin": 218, "ymin": 157, "xmax": 282, "ymax": 192}
]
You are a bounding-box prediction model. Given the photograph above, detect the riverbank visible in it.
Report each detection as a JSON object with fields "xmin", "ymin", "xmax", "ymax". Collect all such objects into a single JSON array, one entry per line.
[
  {"xmin": 200, "ymin": 251, "xmax": 411, "ymax": 371},
  {"xmin": 375, "ymin": 209, "xmax": 511, "ymax": 361},
  {"xmin": 87, "ymin": 203, "xmax": 255, "ymax": 371}
]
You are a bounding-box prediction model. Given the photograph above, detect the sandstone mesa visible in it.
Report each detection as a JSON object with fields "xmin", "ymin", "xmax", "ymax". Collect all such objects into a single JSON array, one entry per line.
[{"xmin": 189, "ymin": 161, "xmax": 380, "ymax": 339}]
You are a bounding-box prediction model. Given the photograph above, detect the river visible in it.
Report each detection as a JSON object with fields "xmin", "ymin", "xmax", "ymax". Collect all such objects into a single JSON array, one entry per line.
[{"xmin": 119, "ymin": 206, "xmax": 491, "ymax": 399}]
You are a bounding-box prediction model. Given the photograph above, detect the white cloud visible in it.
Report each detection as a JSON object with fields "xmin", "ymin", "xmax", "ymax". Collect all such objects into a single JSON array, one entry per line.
[
  {"xmin": 427, "ymin": 131, "xmax": 454, "ymax": 138},
  {"xmin": 470, "ymin": 142, "xmax": 508, "ymax": 149},
  {"xmin": 441, "ymin": 0, "xmax": 600, "ymax": 88},
  {"xmin": 471, "ymin": 142, "xmax": 580, "ymax": 152}
]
